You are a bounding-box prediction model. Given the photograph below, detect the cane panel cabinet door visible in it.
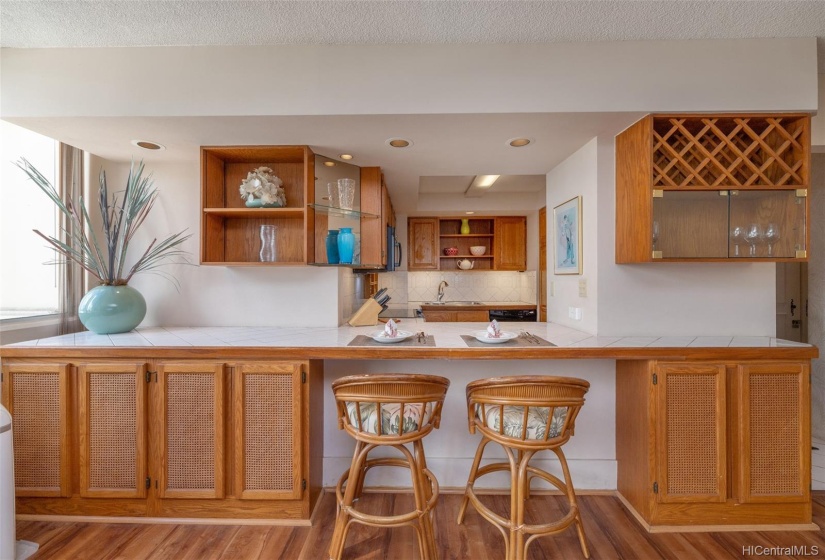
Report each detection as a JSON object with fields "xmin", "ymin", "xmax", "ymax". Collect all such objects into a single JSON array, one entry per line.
[
  {"xmin": 154, "ymin": 362, "xmax": 225, "ymax": 500},
  {"xmin": 736, "ymin": 361, "xmax": 810, "ymax": 504},
  {"xmin": 1, "ymin": 363, "xmax": 71, "ymax": 497},
  {"xmin": 654, "ymin": 362, "xmax": 727, "ymax": 503},
  {"xmin": 77, "ymin": 362, "xmax": 148, "ymax": 499},
  {"xmin": 232, "ymin": 361, "xmax": 303, "ymax": 500}
]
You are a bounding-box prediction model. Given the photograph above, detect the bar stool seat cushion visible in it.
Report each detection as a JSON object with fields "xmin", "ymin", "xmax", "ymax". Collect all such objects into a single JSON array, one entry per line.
[
  {"xmin": 346, "ymin": 401, "xmax": 433, "ymax": 435},
  {"xmin": 476, "ymin": 405, "xmax": 569, "ymax": 440}
]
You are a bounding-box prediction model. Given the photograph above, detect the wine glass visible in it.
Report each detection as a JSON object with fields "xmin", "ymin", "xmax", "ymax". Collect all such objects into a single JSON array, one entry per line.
[
  {"xmin": 730, "ymin": 226, "xmax": 744, "ymax": 257},
  {"xmin": 744, "ymin": 223, "xmax": 762, "ymax": 257},
  {"xmin": 652, "ymin": 221, "xmax": 660, "ymax": 250},
  {"xmin": 764, "ymin": 223, "xmax": 780, "ymax": 257}
]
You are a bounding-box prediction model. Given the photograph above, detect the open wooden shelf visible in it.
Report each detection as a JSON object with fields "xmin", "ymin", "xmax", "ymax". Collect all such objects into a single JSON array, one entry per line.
[{"xmin": 200, "ymin": 146, "xmax": 315, "ymax": 266}]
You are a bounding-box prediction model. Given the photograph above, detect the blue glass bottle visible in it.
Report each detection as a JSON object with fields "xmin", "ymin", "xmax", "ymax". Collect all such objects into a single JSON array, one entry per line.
[
  {"xmin": 337, "ymin": 227, "xmax": 355, "ymax": 264},
  {"xmin": 325, "ymin": 229, "xmax": 340, "ymax": 264}
]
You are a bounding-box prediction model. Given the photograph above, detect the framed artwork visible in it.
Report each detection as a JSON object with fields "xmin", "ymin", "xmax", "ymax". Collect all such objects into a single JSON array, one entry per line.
[{"xmin": 553, "ymin": 196, "xmax": 582, "ymax": 275}]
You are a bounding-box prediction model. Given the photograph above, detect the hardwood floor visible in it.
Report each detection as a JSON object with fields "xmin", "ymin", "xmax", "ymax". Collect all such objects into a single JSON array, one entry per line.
[{"xmin": 16, "ymin": 492, "xmax": 825, "ymax": 559}]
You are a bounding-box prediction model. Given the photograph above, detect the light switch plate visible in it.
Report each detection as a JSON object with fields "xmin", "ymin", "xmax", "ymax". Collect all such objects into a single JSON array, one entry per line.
[{"xmin": 578, "ymin": 279, "xmax": 587, "ymax": 298}]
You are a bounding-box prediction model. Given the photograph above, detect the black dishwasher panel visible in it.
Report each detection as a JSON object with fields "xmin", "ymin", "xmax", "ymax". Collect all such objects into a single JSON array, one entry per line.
[{"xmin": 488, "ymin": 309, "xmax": 537, "ymax": 322}]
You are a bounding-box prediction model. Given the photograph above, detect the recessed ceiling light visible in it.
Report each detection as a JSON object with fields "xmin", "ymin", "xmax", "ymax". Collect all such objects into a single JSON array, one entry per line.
[
  {"xmin": 387, "ymin": 138, "xmax": 413, "ymax": 148},
  {"xmin": 473, "ymin": 175, "xmax": 500, "ymax": 188},
  {"xmin": 131, "ymin": 139, "xmax": 165, "ymax": 151},
  {"xmin": 339, "ymin": 154, "xmax": 353, "ymax": 160},
  {"xmin": 324, "ymin": 161, "xmax": 336, "ymax": 167},
  {"xmin": 465, "ymin": 211, "xmax": 475, "ymax": 215},
  {"xmin": 507, "ymin": 138, "xmax": 531, "ymax": 147}
]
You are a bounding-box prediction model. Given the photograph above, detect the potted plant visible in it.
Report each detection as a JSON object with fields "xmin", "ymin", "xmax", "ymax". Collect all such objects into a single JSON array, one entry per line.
[{"xmin": 15, "ymin": 158, "xmax": 190, "ymax": 334}]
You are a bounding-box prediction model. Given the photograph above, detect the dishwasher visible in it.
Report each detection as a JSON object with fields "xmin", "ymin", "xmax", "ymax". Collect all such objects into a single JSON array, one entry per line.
[{"xmin": 488, "ymin": 309, "xmax": 537, "ymax": 322}]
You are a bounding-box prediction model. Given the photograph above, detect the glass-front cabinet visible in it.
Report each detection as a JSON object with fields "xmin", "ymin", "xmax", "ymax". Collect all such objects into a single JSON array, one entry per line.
[
  {"xmin": 652, "ymin": 189, "xmax": 807, "ymax": 260},
  {"xmin": 616, "ymin": 113, "xmax": 810, "ymax": 263}
]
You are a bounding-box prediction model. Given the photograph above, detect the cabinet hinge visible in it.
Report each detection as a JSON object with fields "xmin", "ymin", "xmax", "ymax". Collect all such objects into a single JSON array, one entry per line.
[
  {"xmin": 301, "ymin": 371, "xmax": 307, "ymax": 384},
  {"xmin": 146, "ymin": 476, "xmax": 151, "ymax": 490},
  {"xmin": 653, "ymin": 482, "xmax": 658, "ymax": 494},
  {"xmin": 146, "ymin": 371, "xmax": 157, "ymax": 383},
  {"xmin": 302, "ymin": 479, "xmax": 307, "ymax": 491},
  {"xmin": 652, "ymin": 373, "xmax": 658, "ymax": 385}
]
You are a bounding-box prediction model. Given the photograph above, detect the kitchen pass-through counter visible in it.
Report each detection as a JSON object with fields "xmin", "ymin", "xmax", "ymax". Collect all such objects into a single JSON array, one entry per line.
[{"xmin": 0, "ymin": 322, "xmax": 817, "ymax": 533}]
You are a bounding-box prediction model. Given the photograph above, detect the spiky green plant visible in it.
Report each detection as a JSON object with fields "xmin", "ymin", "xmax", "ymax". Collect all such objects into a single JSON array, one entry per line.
[{"xmin": 15, "ymin": 158, "xmax": 191, "ymax": 287}]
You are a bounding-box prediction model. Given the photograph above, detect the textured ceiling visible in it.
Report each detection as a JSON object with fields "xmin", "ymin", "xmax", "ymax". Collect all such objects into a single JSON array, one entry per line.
[{"xmin": 2, "ymin": 1, "xmax": 824, "ymax": 71}]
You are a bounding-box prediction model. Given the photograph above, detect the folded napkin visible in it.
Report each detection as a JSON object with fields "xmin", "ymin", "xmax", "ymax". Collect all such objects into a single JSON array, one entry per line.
[
  {"xmin": 486, "ymin": 319, "xmax": 502, "ymax": 338},
  {"xmin": 381, "ymin": 318, "xmax": 398, "ymax": 338}
]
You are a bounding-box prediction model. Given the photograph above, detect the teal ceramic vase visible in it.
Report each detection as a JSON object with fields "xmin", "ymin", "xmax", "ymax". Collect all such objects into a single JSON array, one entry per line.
[{"xmin": 78, "ymin": 285, "xmax": 147, "ymax": 334}]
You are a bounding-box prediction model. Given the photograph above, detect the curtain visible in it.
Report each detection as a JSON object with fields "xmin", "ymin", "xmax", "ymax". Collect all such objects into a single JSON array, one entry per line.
[{"xmin": 58, "ymin": 143, "xmax": 85, "ymax": 334}]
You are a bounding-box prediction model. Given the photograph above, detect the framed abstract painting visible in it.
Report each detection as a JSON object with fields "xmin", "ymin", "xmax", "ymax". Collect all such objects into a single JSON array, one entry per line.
[{"xmin": 553, "ymin": 196, "xmax": 582, "ymax": 275}]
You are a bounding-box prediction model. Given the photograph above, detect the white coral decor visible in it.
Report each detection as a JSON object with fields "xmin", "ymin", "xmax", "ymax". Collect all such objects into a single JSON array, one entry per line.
[{"xmin": 239, "ymin": 167, "xmax": 286, "ymax": 207}]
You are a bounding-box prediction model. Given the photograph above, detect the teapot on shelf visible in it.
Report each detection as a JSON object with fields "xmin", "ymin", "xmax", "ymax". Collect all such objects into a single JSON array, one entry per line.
[{"xmin": 457, "ymin": 259, "xmax": 475, "ymax": 270}]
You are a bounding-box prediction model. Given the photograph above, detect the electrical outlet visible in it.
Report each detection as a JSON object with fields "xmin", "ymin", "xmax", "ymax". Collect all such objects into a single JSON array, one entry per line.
[
  {"xmin": 575, "ymin": 308, "xmax": 582, "ymax": 321},
  {"xmin": 569, "ymin": 307, "xmax": 582, "ymax": 320},
  {"xmin": 578, "ymin": 279, "xmax": 587, "ymax": 298}
]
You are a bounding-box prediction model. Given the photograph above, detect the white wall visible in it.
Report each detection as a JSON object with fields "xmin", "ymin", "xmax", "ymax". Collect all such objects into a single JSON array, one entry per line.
[
  {"xmin": 546, "ymin": 138, "xmax": 599, "ymax": 333},
  {"xmin": 90, "ymin": 159, "xmax": 342, "ymax": 327},
  {"xmin": 594, "ymin": 136, "xmax": 776, "ymax": 337},
  {"xmin": 1, "ymin": 40, "xmax": 817, "ymax": 118},
  {"xmin": 812, "ymin": 74, "xmax": 825, "ymax": 151}
]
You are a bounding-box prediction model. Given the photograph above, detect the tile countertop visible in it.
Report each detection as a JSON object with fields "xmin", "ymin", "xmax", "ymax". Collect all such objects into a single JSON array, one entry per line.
[{"xmin": 1, "ymin": 322, "xmax": 815, "ymax": 359}]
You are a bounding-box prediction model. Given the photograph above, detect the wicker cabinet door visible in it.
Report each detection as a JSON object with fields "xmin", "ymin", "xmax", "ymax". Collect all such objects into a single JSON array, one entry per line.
[
  {"xmin": 78, "ymin": 363, "xmax": 148, "ymax": 498},
  {"xmin": 156, "ymin": 362, "xmax": 225, "ymax": 499},
  {"xmin": 233, "ymin": 362, "xmax": 303, "ymax": 500},
  {"xmin": 1, "ymin": 363, "xmax": 70, "ymax": 497},
  {"xmin": 655, "ymin": 363, "xmax": 726, "ymax": 503},
  {"xmin": 737, "ymin": 362, "xmax": 809, "ymax": 503}
]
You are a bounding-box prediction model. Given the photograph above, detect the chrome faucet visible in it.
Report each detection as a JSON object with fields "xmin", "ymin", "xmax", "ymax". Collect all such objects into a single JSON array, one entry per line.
[{"xmin": 437, "ymin": 280, "xmax": 449, "ymax": 302}]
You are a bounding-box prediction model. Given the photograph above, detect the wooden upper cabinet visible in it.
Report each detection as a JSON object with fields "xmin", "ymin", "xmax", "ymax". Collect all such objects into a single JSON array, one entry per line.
[
  {"xmin": 408, "ymin": 218, "xmax": 439, "ymax": 270},
  {"xmin": 616, "ymin": 114, "xmax": 810, "ymax": 263},
  {"xmin": 200, "ymin": 145, "xmax": 315, "ymax": 266},
  {"xmin": 494, "ymin": 217, "xmax": 527, "ymax": 271},
  {"xmin": 359, "ymin": 167, "xmax": 395, "ymax": 268}
]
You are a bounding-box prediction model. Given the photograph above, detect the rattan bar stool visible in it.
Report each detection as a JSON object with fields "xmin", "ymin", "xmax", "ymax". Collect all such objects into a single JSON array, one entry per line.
[
  {"xmin": 329, "ymin": 374, "xmax": 450, "ymax": 560},
  {"xmin": 457, "ymin": 376, "xmax": 590, "ymax": 560}
]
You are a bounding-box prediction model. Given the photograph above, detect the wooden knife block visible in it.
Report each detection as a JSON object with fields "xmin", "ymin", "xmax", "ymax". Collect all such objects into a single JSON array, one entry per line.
[{"xmin": 348, "ymin": 299, "xmax": 382, "ymax": 326}]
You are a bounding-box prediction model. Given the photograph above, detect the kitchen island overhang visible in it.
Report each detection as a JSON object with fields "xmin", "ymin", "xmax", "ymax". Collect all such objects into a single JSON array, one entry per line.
[{"xmin": 1, "ymin": 323, "xmax": 817, "ymax": 532}]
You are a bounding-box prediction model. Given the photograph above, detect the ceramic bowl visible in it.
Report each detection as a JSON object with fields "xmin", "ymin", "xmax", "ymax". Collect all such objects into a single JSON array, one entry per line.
[
  {"xmin": 469, "ymin": 246, "xmax": 487, "ymax": 256},
  {"xmin": 444, "ymin": 247, "xmax": 459, "ymax": 256}
]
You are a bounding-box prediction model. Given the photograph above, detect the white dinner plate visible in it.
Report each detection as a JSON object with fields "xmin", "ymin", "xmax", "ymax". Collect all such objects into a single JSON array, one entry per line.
[
  {"xmin": 370, "ymin": 330, "xmax": 414, "ymax": 343},
  {"xmin": 473, "ymin": 331, "xmax": 518, "ymax": 344}
]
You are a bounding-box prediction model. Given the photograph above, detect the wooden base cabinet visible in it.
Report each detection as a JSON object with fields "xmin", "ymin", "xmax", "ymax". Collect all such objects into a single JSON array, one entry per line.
[
  {"xmin": 1, "ymin": 358, "xmax": 323, "ymax": 521},
  {"xmin": 617, "ymin": 359, "xmax": 812, "ymax": 530}
]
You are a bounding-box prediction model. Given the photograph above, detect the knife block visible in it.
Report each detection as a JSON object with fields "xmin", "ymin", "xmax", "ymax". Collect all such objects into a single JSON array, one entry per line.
[{"xmin": 348, "ymin": 298, "xmax": 383, "ymax": 326}]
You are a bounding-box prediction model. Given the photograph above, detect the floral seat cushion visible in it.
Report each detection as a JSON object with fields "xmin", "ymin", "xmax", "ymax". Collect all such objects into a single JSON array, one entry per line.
[
  {"xmin": 476, "ymin": 405, "xmax": 568, "ymax": 440},
  {"xmin": 345, "ymin": 401, "xmax": 433, "ymax": 435}
]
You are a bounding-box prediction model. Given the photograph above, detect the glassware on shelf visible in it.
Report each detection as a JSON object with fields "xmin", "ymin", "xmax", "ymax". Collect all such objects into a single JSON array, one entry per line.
[
  {"xmin": 337, "ymin": 227, "xmax": 355, "ymax": 264},
  {"xmin": 730, "ymin": 226, "xmax": 744, "ymax": 257},
  {"xmin": 744, "ymin": 223, "xmax": 762, "ymax": 257},
  {"xmin": 338, "ymin": 178, "xmax": 355, "ymax": 210},
  {"xmin": 259, "ymin": 225, "xmax": 277, "ymax": 262},
  {"xmin": 327, "ymin": 182, "xmax": 339, "ymax": 208},
  {"xmin": 326, "ymin": 229, "xmax": 340, "ymax": 264},
  {"xmin": 764, "ymin": 223, "xmax": 780, "ymax": 257},
  {"xmin": 652, "ymin": 221, "xmax": 660, "ymax": 250}
]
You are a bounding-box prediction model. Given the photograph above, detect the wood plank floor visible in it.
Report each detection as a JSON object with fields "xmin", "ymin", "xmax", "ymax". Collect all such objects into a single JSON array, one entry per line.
[{"xmin": 16, "ymin": 492, "xmax": 825, "ymax": 559}]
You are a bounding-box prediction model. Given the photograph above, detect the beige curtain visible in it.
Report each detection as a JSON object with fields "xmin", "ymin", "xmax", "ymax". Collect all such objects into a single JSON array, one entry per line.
[{"xmin": 58, "ymin": 143, "xmax": 85, "ymax": 334}]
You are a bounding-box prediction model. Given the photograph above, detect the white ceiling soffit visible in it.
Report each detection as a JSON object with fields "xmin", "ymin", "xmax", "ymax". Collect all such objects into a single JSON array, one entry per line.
[{"xmin": 2, "ymin": 1, "xmax": 824, "ymax": 71}]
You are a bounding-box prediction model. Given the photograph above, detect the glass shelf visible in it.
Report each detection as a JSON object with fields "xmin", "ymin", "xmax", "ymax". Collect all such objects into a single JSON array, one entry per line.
[{"xmin": 308, "ymin": 204, "xmax": 378, "ymax": 219}]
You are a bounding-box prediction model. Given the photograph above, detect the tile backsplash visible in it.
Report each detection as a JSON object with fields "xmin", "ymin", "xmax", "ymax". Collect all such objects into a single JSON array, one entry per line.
[{"xmin": 378, "ymin": 271, "xmax": 536, "ymax": 304}]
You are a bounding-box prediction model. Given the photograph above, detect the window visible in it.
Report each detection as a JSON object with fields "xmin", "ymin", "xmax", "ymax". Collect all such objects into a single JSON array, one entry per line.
[{"xmin": 0, "ymin": 120, "xmax": 59, "ymax": 320}]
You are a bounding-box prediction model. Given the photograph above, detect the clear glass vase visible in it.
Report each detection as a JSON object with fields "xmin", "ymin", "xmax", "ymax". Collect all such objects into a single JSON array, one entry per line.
[{"xmin": 259, "ymin": 225, "xmax": 277, "ymax": 262}]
